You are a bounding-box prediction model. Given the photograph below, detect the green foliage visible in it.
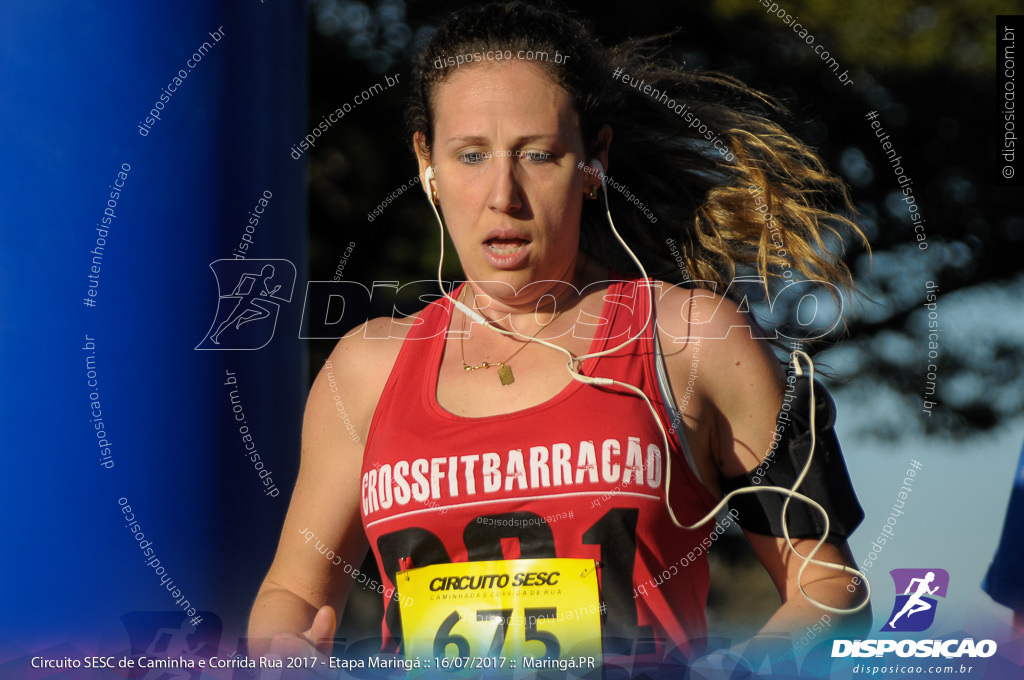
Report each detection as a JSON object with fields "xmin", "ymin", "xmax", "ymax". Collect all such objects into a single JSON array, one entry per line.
[{"xmin": 713, "ymin": 0, "xmax": 1010, "ymax": 73}]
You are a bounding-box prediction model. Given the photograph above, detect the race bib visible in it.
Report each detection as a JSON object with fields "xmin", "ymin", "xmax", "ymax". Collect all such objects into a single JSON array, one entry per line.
[{"xmin": 397, "ymin": 558, "xmax": 602, "ymax": 676}]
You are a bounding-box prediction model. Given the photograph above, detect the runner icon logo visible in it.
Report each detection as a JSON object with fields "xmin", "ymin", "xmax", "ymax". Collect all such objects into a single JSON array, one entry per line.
[
  {"xmin": 196, "ymin": 259, "xmax": 296, "ymax": 350},
  {"xmin": 881, "ymin": 568, "xmax": 949, "ymax": 633}
]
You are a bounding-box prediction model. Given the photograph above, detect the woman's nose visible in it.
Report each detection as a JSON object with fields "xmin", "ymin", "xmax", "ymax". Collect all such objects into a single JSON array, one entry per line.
[{"xmin": 486, "ymin": 156, "xmax": 523, "ymax": 214}]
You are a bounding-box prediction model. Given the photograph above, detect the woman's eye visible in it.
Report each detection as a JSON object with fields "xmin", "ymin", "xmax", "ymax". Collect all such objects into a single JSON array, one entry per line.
[
  {"xmin": 524, "ymin": 150, "xmax": 552, "ymax": 163},
  {"xmin": 459, "ymin": 151, "xmax": 487, "ymax": 165}
]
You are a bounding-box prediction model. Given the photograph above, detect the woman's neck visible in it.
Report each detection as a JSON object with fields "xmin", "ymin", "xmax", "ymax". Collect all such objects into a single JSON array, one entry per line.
[{"xmin": 458, "ymin": 253, "xmax": 605, "ymax": 333}]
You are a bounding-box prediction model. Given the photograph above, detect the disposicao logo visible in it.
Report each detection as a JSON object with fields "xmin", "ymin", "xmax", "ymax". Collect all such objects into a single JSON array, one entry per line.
[
  {"xmin": 196, "ymin": 259, "xmax": 295, "ymax": 350},
  {"xmin": 882, "ymin": 568, "xmax": 948, "ymax": 632},
  {"xmin": 832, "ymin": 568, "xmax": 997, "ymax": 659}
]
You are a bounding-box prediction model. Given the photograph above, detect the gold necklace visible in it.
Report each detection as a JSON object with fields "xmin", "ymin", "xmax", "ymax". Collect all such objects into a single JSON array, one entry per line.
[{"xmin": 458, "ymin": 291, "xmax": 561, "ymax": 387}]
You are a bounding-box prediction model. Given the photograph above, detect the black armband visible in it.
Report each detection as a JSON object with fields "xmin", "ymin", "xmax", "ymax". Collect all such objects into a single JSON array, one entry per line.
[{"xmin": 720, "ymin": 376, "xmax": 864, "ymax": 545}]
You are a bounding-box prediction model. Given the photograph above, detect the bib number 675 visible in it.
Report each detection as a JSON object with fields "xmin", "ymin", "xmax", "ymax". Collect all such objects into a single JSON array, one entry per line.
[{"xmin": 433, "ymin": 607, "xmax": 560, "ymax": 662}]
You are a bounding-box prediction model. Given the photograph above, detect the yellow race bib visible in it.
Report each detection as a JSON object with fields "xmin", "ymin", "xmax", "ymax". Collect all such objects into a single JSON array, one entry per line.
[{"xmin": 397, "ymin": 558, "xmax": 602, "ymax": 677}]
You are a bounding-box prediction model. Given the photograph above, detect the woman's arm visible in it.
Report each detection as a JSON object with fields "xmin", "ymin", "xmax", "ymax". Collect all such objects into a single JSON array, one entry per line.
[
  {"xmin": 247, "ymin": 319, "xmax": 402, "ymax": 659},
  {"xmin": 656, "ymin": 284, "xmax": 869, "ymax": 637}
]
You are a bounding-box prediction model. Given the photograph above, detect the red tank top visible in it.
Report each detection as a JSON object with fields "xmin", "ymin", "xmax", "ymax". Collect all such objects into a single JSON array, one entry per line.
[{"xmin": 360, "ymin": 278, "xmax": 720, "ymax": 661}]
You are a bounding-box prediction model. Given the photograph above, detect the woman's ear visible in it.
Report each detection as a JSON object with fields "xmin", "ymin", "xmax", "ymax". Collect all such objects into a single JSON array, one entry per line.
[
  {"xmin": 594, "ymin": 124, "xmax": 613, "ymax": 176},
  {"xmin": 583, "ymin": 125, "xmax": 613, "ymax": 196},
  {"xmin": 413, "ymin": 131, "xmax": 434, "ymax": 199}
]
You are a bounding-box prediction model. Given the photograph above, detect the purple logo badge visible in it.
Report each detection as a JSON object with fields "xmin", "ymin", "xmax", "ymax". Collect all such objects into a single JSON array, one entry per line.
[{"xmin": 881, "ymin": 568, "xmax": 949, "ymax": 632}]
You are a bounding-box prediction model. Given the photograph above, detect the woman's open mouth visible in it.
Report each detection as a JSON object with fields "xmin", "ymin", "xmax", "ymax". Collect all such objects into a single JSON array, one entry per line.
[
  {"xmin": 486, "ymin": 238, "xmax": 529, "ymax": 254},
  {"xmin": 482, "ymin": 233, "xmax": 532, "ymax": 269}
]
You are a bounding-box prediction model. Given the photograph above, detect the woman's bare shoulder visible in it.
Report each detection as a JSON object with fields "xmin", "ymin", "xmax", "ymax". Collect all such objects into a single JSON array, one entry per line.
[
  {"xmin": 653, "ymin": 281, "xmax": 760, "ymax": 345},
  {"xmin": 306, "ymin": 311, "xmax": 427, "ymax": 440},
  {"xmin": 653, "ymin": 281, "xmax": 786, "ymax": 478},
  {"xmin": 654, "ymin": 279, "xmax": 784, "ymax": 383}
]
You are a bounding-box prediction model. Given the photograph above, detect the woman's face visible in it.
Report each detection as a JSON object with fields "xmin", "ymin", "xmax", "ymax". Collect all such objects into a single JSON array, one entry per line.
[{"xmin": 418, "ymin": 60, "xmax": 605, "ymax": 310}]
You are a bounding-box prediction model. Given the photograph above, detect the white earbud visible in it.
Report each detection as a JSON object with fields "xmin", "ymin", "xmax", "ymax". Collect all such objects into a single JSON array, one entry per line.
[
  {"xmin": 590, "ymin": 158, "xmax": 606, "ymax": 186},
  {"xmin": 421, "ymin": 165, "xmax": 436, "ymax": 200}
]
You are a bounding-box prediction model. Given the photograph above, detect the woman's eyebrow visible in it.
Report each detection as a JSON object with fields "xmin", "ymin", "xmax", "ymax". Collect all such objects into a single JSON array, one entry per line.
[{"xmin": 445, "ymin": 133, "xmax": 561, "ymax": 146}]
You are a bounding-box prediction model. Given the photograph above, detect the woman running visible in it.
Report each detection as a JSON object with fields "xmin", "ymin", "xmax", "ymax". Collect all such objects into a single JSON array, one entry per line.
[{"xmin": 249, "ymin": 0, "xmax": 870, "ymax": 669}]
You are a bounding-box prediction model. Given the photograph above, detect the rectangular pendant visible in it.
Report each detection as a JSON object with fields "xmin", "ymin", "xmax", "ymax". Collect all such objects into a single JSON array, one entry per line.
[{"xmin": 498, "ymin": 364, "xmax": 515, "ymax": 386}]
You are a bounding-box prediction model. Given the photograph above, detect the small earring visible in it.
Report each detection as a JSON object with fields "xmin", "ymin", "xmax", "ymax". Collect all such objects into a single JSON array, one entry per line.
[{"xmin": 587, "ymin": 185, "xmax": 599, "ymax": 200}]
